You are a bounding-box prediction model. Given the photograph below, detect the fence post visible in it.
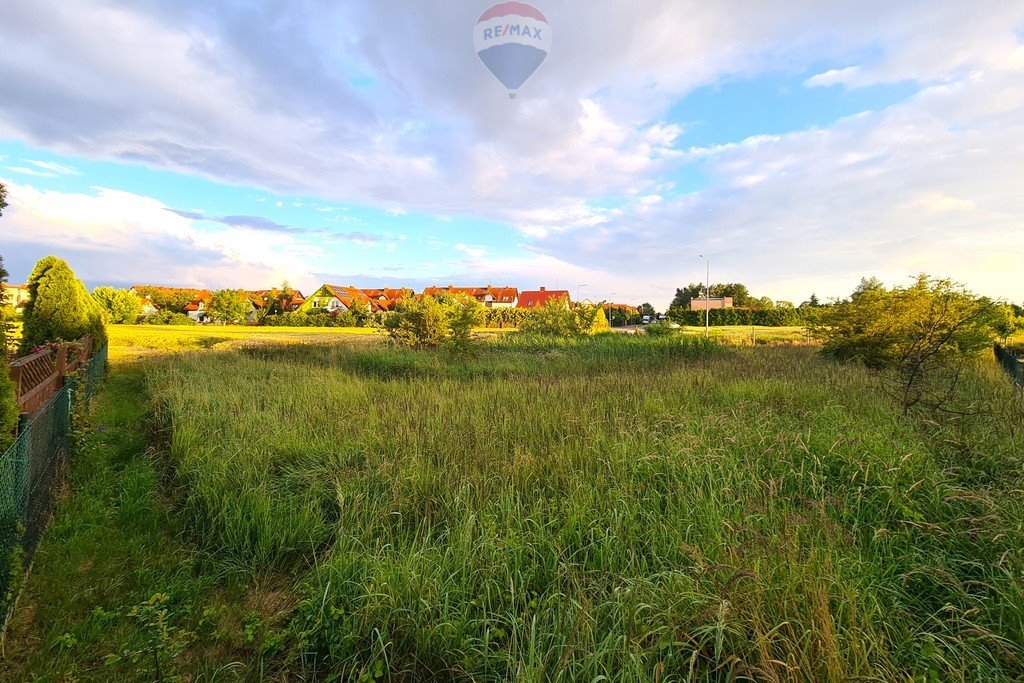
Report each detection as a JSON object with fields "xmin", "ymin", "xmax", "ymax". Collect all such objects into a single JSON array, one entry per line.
[
  {"xmin": 55, "ymin": 345, "xmax": 67, "ymax": 379},
  {"xmin": 9, "ymin": 363, "xmax": 21, "ymax": 401}
]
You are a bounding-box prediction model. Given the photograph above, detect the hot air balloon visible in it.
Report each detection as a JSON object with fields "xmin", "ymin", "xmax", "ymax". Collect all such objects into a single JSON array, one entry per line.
[{"xmin": 474, "ymin": 2, "xmax": 550, "ymax": 99}]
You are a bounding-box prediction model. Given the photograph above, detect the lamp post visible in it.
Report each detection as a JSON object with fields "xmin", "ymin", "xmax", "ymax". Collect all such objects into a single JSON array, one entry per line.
[
  {"xmin": 608, "ymin": 292, "xmax": 617, "ymax": 327},
  {"xmin": 577, "ymin": 284, "xmax": 587, "ymax": 303},
  {"xmin": 699, "ymin": 254, "xmax": 710, "ymax": 338}
]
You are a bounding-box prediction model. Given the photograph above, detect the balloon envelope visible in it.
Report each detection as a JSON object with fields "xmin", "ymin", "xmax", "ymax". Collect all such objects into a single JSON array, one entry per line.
[{"xmin": 474, "ymin": 2, "xmax": 550, "ymax": 97}]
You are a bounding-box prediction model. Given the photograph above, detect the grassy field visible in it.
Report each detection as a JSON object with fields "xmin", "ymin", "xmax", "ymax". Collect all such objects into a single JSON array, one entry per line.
[
  {"xmin": 5, "ymin": 329, "xmax": 1024, "ymax": 680},
  {"xmin": 106, "ymin": 324, "xmax": 379, "ymax": 360},
  {"xmin": 671, "ymin": 325, "xmax": 810, "ymax": 344}
]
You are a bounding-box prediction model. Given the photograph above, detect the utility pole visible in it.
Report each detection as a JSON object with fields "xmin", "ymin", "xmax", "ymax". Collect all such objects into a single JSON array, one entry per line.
[{"xmin": 699, "ymin": 254, "xmax": 710, "ymax": 338}]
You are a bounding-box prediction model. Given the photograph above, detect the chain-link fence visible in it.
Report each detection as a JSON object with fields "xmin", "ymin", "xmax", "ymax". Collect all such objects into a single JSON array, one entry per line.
[
  {"xmin": 995, "ymin": 344, "xmax": 1024, "ymax": 390},
  {"xmin": 0, "ymin": 346, "xmax": 107, "ymax": 626}
]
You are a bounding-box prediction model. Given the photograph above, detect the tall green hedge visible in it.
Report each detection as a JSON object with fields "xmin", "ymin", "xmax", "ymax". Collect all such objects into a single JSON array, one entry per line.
[
  {"xmin": 667, "ymin": 307, "xmax": 812, "ymax": 326},
  {"xmin": 19, "ymin": 257, "xmax": 107, "ymax": 354}
]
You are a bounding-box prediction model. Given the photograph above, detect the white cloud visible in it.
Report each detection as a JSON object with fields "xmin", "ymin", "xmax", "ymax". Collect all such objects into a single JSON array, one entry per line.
[
  {"xmin": 1, "ymin": 1, "xmax": 1023, "ymax": 305},
  {"xmin": 805, "ymin": 66, "xmax": 862, "ymax": 88},
  {"xmin": 454, "ymin": 243, "xmax": 487, "ymax": 259},
  {"xmin": 0, "ymin": 182, "xmax": 326, "ymax": 292},
  {"xmin": 4, "ymin": 166, "xmax": 58, "ymax": 178},
  {"xmin": 27, "ymin": 160, "xmax": 79, "ymax": 175}
]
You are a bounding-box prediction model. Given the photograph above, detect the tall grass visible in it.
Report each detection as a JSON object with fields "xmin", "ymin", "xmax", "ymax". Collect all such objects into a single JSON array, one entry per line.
[{"xmin": 144, "ymin": 334, "xmax": 1024, "ymax": 680}]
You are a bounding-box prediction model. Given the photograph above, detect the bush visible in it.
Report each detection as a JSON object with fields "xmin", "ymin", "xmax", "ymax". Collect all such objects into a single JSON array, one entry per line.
[
  {"xmin": 262, "ymin": 310, "xmax": 359, "ymax": 327},
  {"xmin": 141, "ymin": 311, "xmax": 197, "ymax": 326},
  {"xmin": 667, "ymin": 307, "xmax": 810, "ymax": 326},
  {"xmin": 484, "ymin": 307, "xmax": 528, "ymax": 329},
  {"xmin": 92, "ymin": 286, "xmax": 143, "ymax": 324},
  {"xmin": 519, "ymin": 299, "xmax": 610, "ymax": 338},
  {"xmin": 385, "ymin": 294, "xmax": 484, "ymax": 349},
  {"xmin": 811, "ymin": 274, "xmax": 1004, "ymax": 412},
  {"xmin": 643, "ymin": 322, "xmax": 676, "ymax": 337},
  {"xmin": 20, "ymin": 257, "xmax": 106, "ymax": 353}
]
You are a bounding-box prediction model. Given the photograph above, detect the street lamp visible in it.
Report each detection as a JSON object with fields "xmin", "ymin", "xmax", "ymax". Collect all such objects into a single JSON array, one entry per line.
[
  {"xmin": 577, "ymin": 284, "xmax": 588, "ymax": 303},
  {"xmin": 608, "ymin": 292, "xmax": 617, "ymax": 327},
  {"xmin": 699, "ymin": 254, "xmax": 710, "ymax": 338}
]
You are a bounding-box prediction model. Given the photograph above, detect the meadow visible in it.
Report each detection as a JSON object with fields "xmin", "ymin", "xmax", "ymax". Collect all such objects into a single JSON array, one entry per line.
[{"xmin": 5, "ymin": 329, "xmax": 1024, "ymax": 680}]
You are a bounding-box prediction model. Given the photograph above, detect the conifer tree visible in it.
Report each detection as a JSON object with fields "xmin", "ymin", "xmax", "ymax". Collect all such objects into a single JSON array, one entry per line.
[{"xmin": 20, "ymin": 257, "xmax": 106, "ymax": 354}]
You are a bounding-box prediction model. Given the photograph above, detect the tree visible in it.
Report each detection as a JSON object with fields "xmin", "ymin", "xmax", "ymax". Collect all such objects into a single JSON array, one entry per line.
[
  {"xmin": 670, "ymin": 283, "xmax": 753, "ymax": 310},
  {"xmin": 802, "ymin": 294, "xmax": 821, "ymax": 308},
  {"xmin": 0, "ymin": 252, "xmax": 17, "ymax": 450},
  {"xmin": 638, "ymin": 303, "xmax": 656, "ymax": 318},
  {"xmin": 266, "ymin": 281, "xmax": 296, "ymax": 316},
  {"xmin": 578, "ymin": 302, "xmax": 611, "ymax": 333},
  {"xmin": 851, "ymin": 276, "xmax": 885, "ymax": 300},
  {"xmin": 811, "ymin": 275, "xmax": 1004, "ymax": 413},
  {"xmin": 993, "ymin": 305, "xmax": 1021, "ymax": 345},
  {"xmin": 208, "ymin": 290, "xmax": 253, "ymax": 325},
  {"xmin": 386, "ymin": 294, "xmax": 484, "ymax": 349},
  {"xmin": 669, "ymin": 285, "xmax": 703, "ymax": 311},
  {"xmin": 0, "ymin": 254, "xmax": 13, "ymax": 354},
  {"xmin": 20, "ymin": 257, "xmax": 106, "ymax": 353},
  {"xmin": 132, "ymin": 286, "xmax": 205, "ymax": 314},
  {"xmin": 0, "ymin": 181, "xmax": 7, "ymax": 216},
  {"xmin": 92, "ymin": 286, "xmax": 143, "ymax": 324}
]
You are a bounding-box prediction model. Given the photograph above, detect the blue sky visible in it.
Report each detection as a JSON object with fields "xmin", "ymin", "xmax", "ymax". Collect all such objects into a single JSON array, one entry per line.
[{"xmin": 1, "ymin": 1, "xmax": 1022, "ymax": 308}]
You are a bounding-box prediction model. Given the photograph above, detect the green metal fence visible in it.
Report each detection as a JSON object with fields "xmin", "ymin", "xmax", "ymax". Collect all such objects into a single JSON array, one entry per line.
[
  {"xmin": 0, "ymin": 346, "xmax": 107, "ymax": 625},
  {"xmin": 995, "ymin": 344, "xmax": 1024, "ymax": 390}
]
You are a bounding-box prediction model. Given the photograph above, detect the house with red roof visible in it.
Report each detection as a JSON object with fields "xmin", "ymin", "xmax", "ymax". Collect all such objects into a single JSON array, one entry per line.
[
  {"xmin": 299, "ymin": 285, "xmax": 412, "ymax": 315},
  {"xmin": 248, "ymin": 289, "xmax": 306, "ymax": 314},
  {"xmin": 183, "ymin": 291, "xmax": 214, "ymax": 323},
  {"xmin": 516, "ymin": 287, "xmax": 570, "ymax": 309},
  {"xmin": 422, "ymin": 285, "xmax": 519, "ymax": 308}
]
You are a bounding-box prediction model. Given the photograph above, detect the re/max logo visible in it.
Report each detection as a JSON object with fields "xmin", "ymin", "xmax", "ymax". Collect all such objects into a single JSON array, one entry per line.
[{"xmin": 482, "ymin": 24, "xmax": 543, "ymax": 41}]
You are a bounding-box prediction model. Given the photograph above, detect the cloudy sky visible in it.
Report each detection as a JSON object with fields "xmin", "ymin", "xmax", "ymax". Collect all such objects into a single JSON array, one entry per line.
[{"xmin": 1, "ymin": 0, "xmax": 1022, "ymax": 308}]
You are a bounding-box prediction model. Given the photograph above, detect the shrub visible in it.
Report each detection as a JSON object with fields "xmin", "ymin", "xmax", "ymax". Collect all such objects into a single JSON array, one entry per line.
[
  {"xmin": 519, "ymin": 299, "xmax": 610, "ymax": 337},
  {"xmin": 386, "ymin": 294, "xmax": 484, "ymax": 349},
  {"xmin": 811, "ymin": 274, "xmax": 1004, "ymax": 412},
  {"xmin": 0, "ymin": 253, "xmax": 16, "ymax": 449},
  {"xmin": 261, "ymin": 310, "xmax": 359, "ymax": 327},
  {"xmin": 668, "ymin": 307, "xmax": 809, "ymax": 326},
  {"xmin": 92, "ymin": 286, "xmax": 143, "ymax": 324},
  {"xmin": 141, "ymin": 311, "xmax": 197, "ymax": 326},
  {"xmin": 643, "ymin": 321, "xmax": 676, "ymax": 337},
  {"xmin": 20, "ymin": 257, "xmax": 106, "ymax": 354}
]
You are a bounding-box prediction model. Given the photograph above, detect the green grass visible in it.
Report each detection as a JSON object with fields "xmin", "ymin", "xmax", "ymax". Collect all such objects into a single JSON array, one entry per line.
[
  {"xmin": 8, "ymin": 331, "xmax": 1024, "ymax": 680},
  {"xmin": 672, "ymin": 325, "xmax": 811, "ymax": 344},
  {"xmin": 107, "ymin": 324, "xmax": 379, "ymax": 361}
]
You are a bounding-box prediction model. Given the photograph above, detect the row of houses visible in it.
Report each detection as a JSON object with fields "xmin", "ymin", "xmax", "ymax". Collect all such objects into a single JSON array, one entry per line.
[
  {"xmin": 303, "ymin": 284, "xmax": 577, "ymax": 313},
  {"xmin": 4, "ymin": 282, "xmax": 640, "ymax": 324},
  {"xmin": 124, "ymin": 284, "xmax": 581, "ymax": 323}
]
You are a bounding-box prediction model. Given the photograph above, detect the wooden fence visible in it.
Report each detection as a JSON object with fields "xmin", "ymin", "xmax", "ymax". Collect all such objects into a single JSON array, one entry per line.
[{"xmin": 7, "ymin": 336, "xmax": 95, "ymax": 419}]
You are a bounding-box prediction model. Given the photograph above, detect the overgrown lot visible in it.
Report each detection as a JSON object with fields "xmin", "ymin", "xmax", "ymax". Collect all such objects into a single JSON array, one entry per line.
[{"xmin": 7, "ymin": 334, "xmax": 1024, "ymax": 680}]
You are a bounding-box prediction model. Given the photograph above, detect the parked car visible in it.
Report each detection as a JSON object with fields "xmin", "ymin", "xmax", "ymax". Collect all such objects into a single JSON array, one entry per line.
[{"xmin": 641, "ymin": 315, "xmax": 652, "ymax": 324}]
